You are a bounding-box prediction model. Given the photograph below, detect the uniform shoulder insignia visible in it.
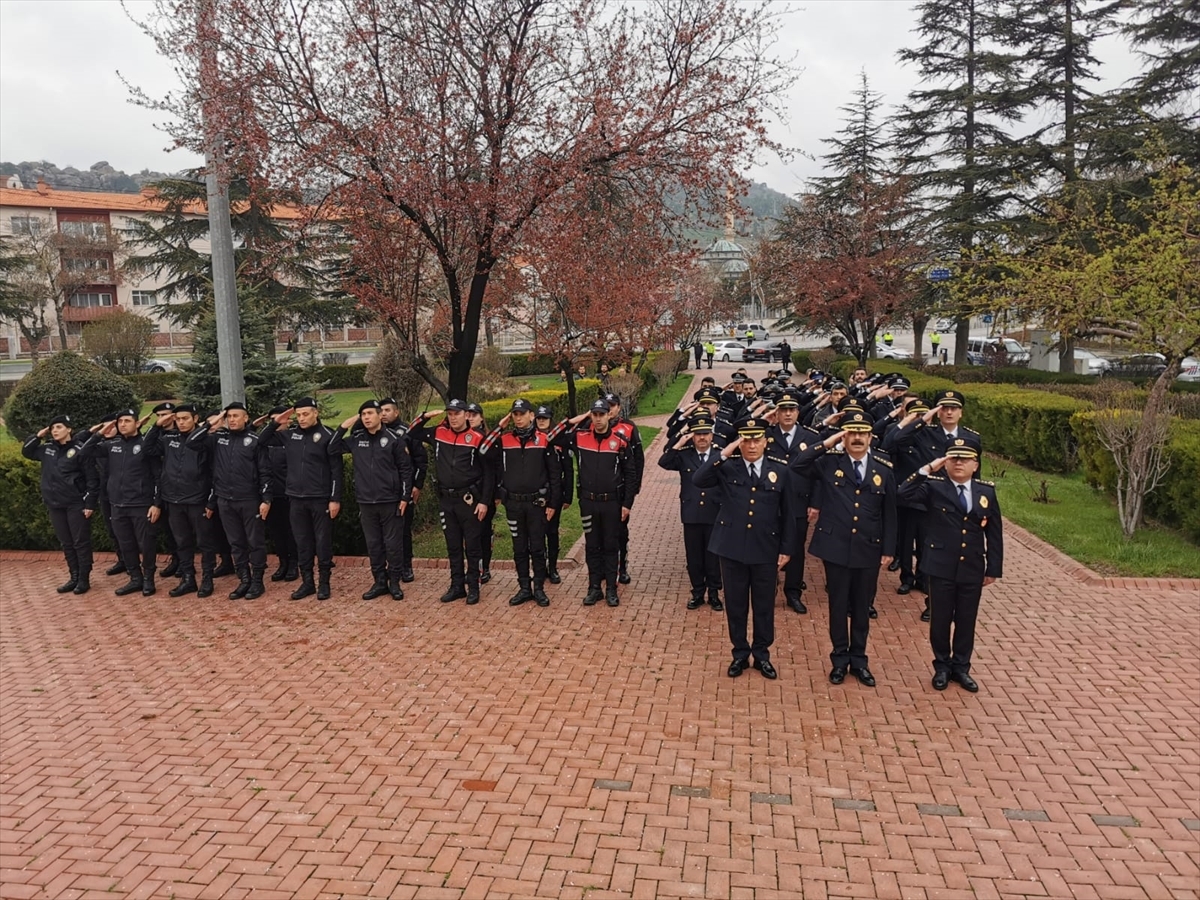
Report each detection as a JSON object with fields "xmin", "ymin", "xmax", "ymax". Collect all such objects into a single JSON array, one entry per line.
[
  {"xmin": 875, "ymin": 457, "xmax": 893, "ymax": 467},
  {"xmin": 927, "ymin": 474, "xmax": 947, "ymax": 481},
  {"xmin": 978, "ymin": 479, "xmax": 995, "ymax": 487},
  {"xmin": 829, "ymin": 447, "xmax": 845, "ymax": 455}
]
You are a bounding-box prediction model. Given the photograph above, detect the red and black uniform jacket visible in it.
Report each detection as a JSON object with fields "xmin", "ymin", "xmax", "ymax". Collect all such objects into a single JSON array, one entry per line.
[
  {"xmin": 479, "ymin": 427, "xmax": 563, "ymax": 508},
  {"xmin": 410, "ymin": 418, "xmax": 495, "ymax": 503},
  {"xmin": 554, "ymin": 424, "xmax": 637, "ymax": 507}
]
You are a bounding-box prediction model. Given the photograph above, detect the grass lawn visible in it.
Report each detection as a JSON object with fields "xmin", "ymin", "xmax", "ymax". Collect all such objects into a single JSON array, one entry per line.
[
  {"xmin": 981, "ymin": 455, "xmax": 1200, "ymax": 578},
  {"xmin": 410, "ymin": 495, "xmax": 584, "ymax": 564},
  {"xmin": 634, "ymin": 373, "xmax": 693, "ymax": 418}
]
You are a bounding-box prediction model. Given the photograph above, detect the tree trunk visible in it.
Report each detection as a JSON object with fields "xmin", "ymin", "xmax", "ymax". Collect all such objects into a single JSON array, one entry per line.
[
  {"xmin": 954, "ymin": 316, "xmax": 970, "ymax": 366},
  {"xmin": 54, "ymin": 303, "xmax": 68, "ymax": 354},
  {"xmin": 565, "ymin": 369, "xmax": 578, "ymax": 418},
  {"xmin": 913, "ymin": 314, "xmax": 927, "ymax": 366},
  {"xmin": 1058, "ymin": 334, "xmax": 1075, "ymax": 374},
  {"xmin": 447, "ymin": 267, "xmax": 491, "ymax": 401}
]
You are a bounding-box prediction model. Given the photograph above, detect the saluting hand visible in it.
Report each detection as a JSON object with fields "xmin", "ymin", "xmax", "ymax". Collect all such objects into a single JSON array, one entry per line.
[
  {"xmin": 928, "ymin": 456, "xmax": 947, "ymax": 473},
  {"xmin": 340, "ymin": 414, "xmax": 359, "ymax": 430},
  {"xmin": 273, "ymin": 407, "xmax": 294, "ymax": 426},
  {"xmin": 672, "ymin": 433, "xmax": 693, "ymax": 450},
  {"xmin": 720, "ymin": 436, "xmax": 742, "ymax": 459},
  {"xmin": 921, "ymin": 407, "xmax": 939, "ymax": 425},
  {"xmin": 252, "ymin": 414, "xmax": 270, "ymax": 427},
  {"xmin": 37, "ymin": 426, "xmax": 50, "ymax": 439},
  {"xmin": 498, "ymin": 413, "xmax": 513, "ymax": 428}
]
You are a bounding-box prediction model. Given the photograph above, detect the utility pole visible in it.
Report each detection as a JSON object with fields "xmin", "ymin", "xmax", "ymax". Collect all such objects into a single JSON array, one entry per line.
[{"xmin": 197, "ymin": 0, "xmax": 244, "ymax": 404}]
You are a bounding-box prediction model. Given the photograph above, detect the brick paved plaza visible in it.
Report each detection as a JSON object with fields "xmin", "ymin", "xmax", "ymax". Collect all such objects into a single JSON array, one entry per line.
[{"xmin": 2, "ymin": 366, "xmax": 1198, "ymax": 899}]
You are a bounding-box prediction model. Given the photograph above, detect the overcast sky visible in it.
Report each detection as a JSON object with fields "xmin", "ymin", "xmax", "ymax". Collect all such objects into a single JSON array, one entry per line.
[{"xmin": 0, "ymin": 0, "xmax": 1141, "ymax": 197}]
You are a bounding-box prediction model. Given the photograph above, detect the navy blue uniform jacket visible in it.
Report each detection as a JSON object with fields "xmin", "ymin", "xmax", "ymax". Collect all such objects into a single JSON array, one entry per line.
[
  {"xmin": 791, "ymin": 444, "xmax": 897, "ymax": 569},
  {"xmin": 897, "ymin": 472, "xmax": 1003, "ymax": 583},
  {"xmin": 692, "ymin": 454, "xmax": 795, "ymax": 565}
]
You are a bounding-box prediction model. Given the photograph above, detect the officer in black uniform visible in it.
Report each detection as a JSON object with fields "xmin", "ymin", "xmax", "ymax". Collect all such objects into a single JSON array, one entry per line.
[
  {"xmin": 254, "ymin": 405, "xmax": 300, "ymax": 584},
  {"xmin": 882, "ymin": 396, "xmax": 933, "ymax": 606},
  {"xmin": 554, "ymin": 398, "xmax": 637, "ymax": 607},
  {"xmin": 466, "ymin": 402, "xmax": 498, "ymax": 583},
  {"xmin": 658, "ymin": 413, "xmax": 723, "ymax": 610},
  {"xmin": 898, "ymin": 433, "xmax": 1003, "ymax": 692},
  {"xmin": 261, "ymin": 398, "xmax": 342, "ymax": 600},
  {"xmin": 535, "ymin": 405, "xmax": 572, "ymax": 584},
  {"xmin": 187, "ymin": 403, "xmax": 273, "ymax": 599},
  {"xmin": 82, "ymin": 410, "xmax": 162, "ymax": 596},
  {"xmin": 332, "ymin": 400, "xmax": 414, "ymax": 600},
  {"xmin": 792, "ymin": 410, "xmax": 897, "ymax": 687},
  {"xmin": 765, "ymin": 390, "xmax": 819, "ymax": 614},
  {"xmin": 144, "ymin": 403, "xmax": 219, "ymax": 597},
  {"xmin": 147, "ymin": 402, "xmax": 182, "ymax": 581},
  {"xmin": 481, "ymin": 398, "xmax": 562, "ymax": 607},
  {"xmin": 605, "ymin": 393, "xmax": 643, "ymax": 584},
  {"xmin": 23, "ymin": 414, "xmax": 99, "ymax": 595},
  {"xmin": 410, "ymin": 399, "xmax": 495, "ymax": 605},
  {"xmin": 692, "ymin": 417, "xmax": 794, "ymax": 679},
  {"xmin": 381, "ymin": 398, "xmax": 427, "ymax": 583},
  {"xmin": 92, "ymin": 411, "xmax": 129, "ymax": 579}
]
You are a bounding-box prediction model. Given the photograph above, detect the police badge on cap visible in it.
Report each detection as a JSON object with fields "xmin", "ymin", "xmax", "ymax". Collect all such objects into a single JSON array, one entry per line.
[
  {"xmin": 511, "ymin": 398, "xmax": 535, "ymax": 413},
  {"xmin": 446, "ymin": 399, "xmax": 469, "ymax": 412},
  {"xmin": 359, "ymin": 399, "xmax": 382, "ymax": 414},
  {"xmin": 535, "ymin": 405, "xmax": 553, "ymax": 418},
  {"xmin": 590, "ymin": 399, "xmax": 610, "ymax": 413}
]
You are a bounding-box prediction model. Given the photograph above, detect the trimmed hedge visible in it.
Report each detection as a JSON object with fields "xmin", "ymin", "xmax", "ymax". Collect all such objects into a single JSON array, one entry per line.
[
  {"xmin": 507, "ymin": 352, "xmax": 561, "ymax": 377},
  {"xmin": 1071, "ymin": 413, "xmax": 1200, "ymax": 542},
  {"xmin": 125, "ymin": 371, "xmax": 181, "ymax": 400},
  {"xmin": 320, "ymin": 363, "xmax": 369, "ymax": 389}
]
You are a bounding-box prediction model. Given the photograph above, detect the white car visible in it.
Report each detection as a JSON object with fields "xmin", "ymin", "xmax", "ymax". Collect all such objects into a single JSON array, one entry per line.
[
  {"xmin": 875, "ymin": 343, "xmax": 912, "ymax": 360},
  {"xmin": 1074, "ymin": 348, "xmax": 1111, "ymax": 376},
  {"xmin": 710, "ymin": 340, "xmax": 746, "ymax": 362},
  {"xmin": 141, "ymin": 358, "xmax": 177, "ymax": 374},
  {"xmin": 1179, "ymin": 357, "xmax": 1200, "ymax": 383}
]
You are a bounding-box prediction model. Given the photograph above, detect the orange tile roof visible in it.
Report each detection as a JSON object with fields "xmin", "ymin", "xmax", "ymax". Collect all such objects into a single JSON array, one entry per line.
[{"xmin": 0, "ymin": 184, "xmax": 305, "ymax": 219}]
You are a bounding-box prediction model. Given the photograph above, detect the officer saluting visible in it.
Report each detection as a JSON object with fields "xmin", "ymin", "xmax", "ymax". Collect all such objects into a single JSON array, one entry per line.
[
  {"xmin": 898, "ymin": 433, "xmax": 1002, "ymax": 692},
  {"xmin": 693, "ymin": 417, "xmax": 793, "ymax": 679},
  {"xmin": 658, "ymin": 413, "xmax": 723, "ymax": 611},
  {"xmin": 535, "ymin": 405, "xmax": 572, "ymax": 584},
  {"xmin": 332, "ymin": 400, "xmax": 414, "ymax": 600},
  {"xmin": 792, "ymin": 409, "xmax": 897, "ymax": 687},
  {"xmin": 381, "ymin": 398, "xmax": 428, "ymax": 583},
  {"xmin": 765, "ymin": 389, "xmax": 818, "ymax": 614}
]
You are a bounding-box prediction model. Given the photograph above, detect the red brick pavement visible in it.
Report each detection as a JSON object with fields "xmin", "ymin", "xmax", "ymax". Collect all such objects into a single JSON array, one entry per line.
[{"xmin": 2, "ymin": 362, "xmax": 1198, "ymax": 899}]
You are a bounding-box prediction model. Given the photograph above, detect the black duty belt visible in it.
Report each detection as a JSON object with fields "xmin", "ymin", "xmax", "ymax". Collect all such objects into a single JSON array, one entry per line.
[
  {"xmin": 580, "ymin": 491, "xmax": 618, "ymax": 502},
  {"xmin": 505, "ymin": 490, "xmax": 547, "ymax": 504},
  {"xmin": 438, "ymin": 484, "xmax": 480, "ymax": 504}
]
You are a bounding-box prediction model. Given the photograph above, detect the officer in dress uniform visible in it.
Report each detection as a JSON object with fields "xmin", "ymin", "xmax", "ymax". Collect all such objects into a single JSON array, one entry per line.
[
  {"xmin": 332, "ymin": 400, "xmax": 414, "ymax": 600},
  {"xmin": 81, "ymin": 410, "xmax": 163, "ymax": 597},
  {"xmin": 658, "ymin": 413, "xmax": 723, "ymax": 611},
  {"xmin": 882, "ymin": 396, "xmax": 934, "ymax": 606},
  {"xmin": 692, "ymin": 417, "xmax": 794, "ymax": 679},
  {"xmin": 480, "ymin": 399, "xmax": 563, "ymax": 607},
  {"xmin": 410, "ymin": 399, "xmax": 496, "ymax": 605},
  {"xmin": 23, "ymin": 414, "xmax": 98, "ymax": 595},
  {"xmin": 144, "ymin": 403, "xmax": 219, "ymax": 597},
  {"xmin": 553, "ymin": 398, "xmax": 637, "ymax": 607},
  {"xmin": 792, "ymin": 410, "xmax": 897, "ymax": 687},
  {"xmin": 536, "ymin": 405, "xmax": 572, "ymax": 583},
  {"xmin": 187, "ymin": 402, "xmax": 274, "ymax": 600},
  {"xmin": 605, "ymin": 393, "xmax": 643, "ymax": 585},
  {"xmin": 381, "ymin": 398, "xmax": 427, "ymax": 583},
  {"xmin": 256, "ymin": 405, "xmax": 300, "ymax": 585},
  {"xmin": 898, "ymin": 433, "xmax": 1003, "ymax": 693},
  {"xmin": 765, "ymin": 390, "xmax": 819, "ymax": 614}
]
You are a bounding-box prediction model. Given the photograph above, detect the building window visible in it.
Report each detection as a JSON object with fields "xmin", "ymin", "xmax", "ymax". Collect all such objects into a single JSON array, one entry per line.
[
  {"xmin": 60, "ymin": 220, "xmax": 109, "ymax": 240},
  {"xmin": 63, "ymin": 257, "xmax": 111, "ymax": 273},
  {"xmin": 132, "ymin": 291, "xmax": 159, "ymax": 307},
  {"xmin": 69, "ymin": 292, "xmax": 114, "ymax": 308},
  {"xmin": 10, "ymin": 216, "xmax": 41, "ymax": 236}
]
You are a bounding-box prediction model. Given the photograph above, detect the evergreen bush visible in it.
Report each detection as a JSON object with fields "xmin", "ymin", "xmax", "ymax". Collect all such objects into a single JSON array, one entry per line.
[{"xmin": 3, "ymin": 351, "xmax": 140, "ymax": 439}]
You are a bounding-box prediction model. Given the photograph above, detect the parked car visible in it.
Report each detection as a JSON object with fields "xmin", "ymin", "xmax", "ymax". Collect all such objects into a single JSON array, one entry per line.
[
  {"xmin": 1179, "ymin": 357, "xmax": 1200, "ymax": 383},
  {"xmin": 141, "ymin": 358, "xmax": 177, "ymax": 374},
  {"xmin": 965, "ymin": 336, "xmax": 1030, "ymax": 367},
  {"xmin": 735, "ymin": 323, "xmax": 770, "ymax": 341},
  {"xmin": 1108, "ymin": 352, "xmax": 1167, "ymax": 378},
  {"xmin": 711, "ymin": 340, "xmax": 746, "ymax": 362},
  {"xmin": 1073, "ymin": 348, "xmax": 1111, "ymax": 376},
  {"xmin": 875, "ymin": 343, "xmax": 913, "ymax": 360},
  {"xmin": 742, "ymin": 341, "xmax": 789, "ymax": 363}
]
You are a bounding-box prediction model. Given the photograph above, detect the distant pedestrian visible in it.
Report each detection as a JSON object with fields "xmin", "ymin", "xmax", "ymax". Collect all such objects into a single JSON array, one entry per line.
[
  {"xmin": 704, "ymin": 341, "xmax": 716, "ymax": 368},
  {"xmin": 693, "ymin": 341, "xmax": 703, "ymax": 369},
  {"xmin": 930, "ymin": 331, "xmax": 941, "ymax": 359},
  {"xmin": 883, "ymin": 332, "xmax": 894, "ymax": 347},
  {"xmin": 745, "ymin": 327, "xmax": 754, "ymax": 346},
  {"xmin": 779, "ymin": 340, "xmax": 792, "ymax": 372}
]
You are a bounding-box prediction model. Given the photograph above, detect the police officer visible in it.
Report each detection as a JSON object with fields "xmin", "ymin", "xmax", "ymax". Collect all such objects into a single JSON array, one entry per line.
[
  {"xmin": 554, "ymin": 399, "xmax": 636, "ymax": 607},
  {"xmin": 81, "ymin": 410, "xmax": 162, "ymax": 596},
  {"xmin": 187, "ymin": 403, "xmax": 273, "ymax": 599},
  {"xmin": 604, "ymin": 393, "xmax": 643, "ymax": 584},
  {"xmin": 144, "ymin": 403, "xmax": 218, "ymax": 597},
  {"xmin": 535, "ymin": 404, "xmax": 572, "ymax": 583},
  {"xmin": 693, "ymin": 417, "xmax": 794, "ymax": 679},
  {"xmin": 792, "ymin": 410, "xmax": 897, "ymax": 687},
  {"xmin": 261, "ymin": 398, "xmax": 342, "ymax": 600},
  {"xmin": 256, "ymin": 405, "xmax": 299, "ymax": 585},
  {"xmin": 898, "ymin": 433, "xmax": 1003, "ymax": 692},
  {"xmin": 147, "ymin": 402, "xmax": 183, "ymax": 581},
  {"xmin": 381, "ymin": 397, "xmax": 428, "ymax": 583},
  {"xmin": 23, "ymin": 414, "xmax": 98, "ymax": 594},
  {"xmin": 658, "ymin": 413, "xmax": 723, "ymax": 611},
  {"xmin": 410, "ymin": 399, "xmax": 495, "ymax": 605},
  {"xmin": 332, "ymin": 400, "xmax": 413, "ymax": 600},
  {"xmin": 466, "ymin": 402, "xmax": 498, "ymax": 583},
  {"xmin": 480, "ymin": 398, "xmax": 562, "ymax": 607},
  {"xmin": 766, "ymin": 390, "xmax": 818, "ymax": 613},
  {"xmin": 883, "ymin": 396, "xmax": 934, "ymax": 606}
]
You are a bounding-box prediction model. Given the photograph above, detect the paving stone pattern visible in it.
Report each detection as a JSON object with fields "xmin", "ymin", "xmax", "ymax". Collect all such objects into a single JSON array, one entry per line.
[{"xmin": 2, "ymin": 362, "xmax": 1198, "ymax": 899}]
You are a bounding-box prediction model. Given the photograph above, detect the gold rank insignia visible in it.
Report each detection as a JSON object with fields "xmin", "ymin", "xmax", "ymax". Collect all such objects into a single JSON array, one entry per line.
[
  {"xmin": 768, "ymin": 470, "xmax": 777, "ymax": 483},
  {"xmin": 835, "ymin": 470, "xmax": 844, "ymax": 478},
  {"xmin": 979, "ymin": 495, "xmax": 988, "ymax": 509},
  {"xmin": 799, "ymin": 442, "xmax": 808, "ymax": 451},
  {"xmin": 873, "ymin": 473, "xmax": 882, "ymax": 486}
]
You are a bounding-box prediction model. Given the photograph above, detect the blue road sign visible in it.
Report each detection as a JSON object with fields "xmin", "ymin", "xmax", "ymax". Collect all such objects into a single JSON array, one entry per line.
[
  {"xmin": 928, "ymin": 267, "xmax": 952, "ymax": 282},
  {"xmin": 982, "ymin": 314, "xmax": 994, "ymax": 324}
]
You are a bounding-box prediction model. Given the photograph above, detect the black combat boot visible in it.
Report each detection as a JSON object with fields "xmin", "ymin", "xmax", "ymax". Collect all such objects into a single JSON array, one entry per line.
[
  {"xmin": 283, "ymin": 558, "xmax": 299, "ymax": 581},
  {"xmin": 440, "ymin": 582, "xmax": 467, "ymax": 603},
  {"xmin": 106, "ymin": 559, "xmax": 127, "ymax": 577},
  {"xmin": 362, "ymin": 572, "xmax": 389, "ymax": 600},
  {"xmin": 606, "ymin": 585, "xmax": 620, "ymax": 607},
  {"xmin": 291, "ymin": 569, "xmax": 316, "ymax": 600},
  {"xmin": 547, "ymin": 566, "xmax": 562, "ymax": 585},
  {"xmin": 114, "ymin": 575, "xmax": 144, "ymax": 596},
  {"xmin": 57, "ymin": 569, "xmax": 79, "ymax": 594},
  {"xmin": 170, "ymin": 572, "xmax": 198, "ymax": 597},
  {"xmin": 583, "ymin": 584, "xmax": 602, "ymax": 606},
  {"xmin": 213, "ymin": 556, "xmax": 235, "ymax": 578},
  {"xmin": 270, "ymin": 556, "xmax": 290, "ymax": 582},
  {"xmin": 141, "ymin": 572, "xmax": 157, "ymax": 597},
  {"xmin": 387, "ymin": 574, "xmax": 405, "ymax": 600},
  {"xmin": 72, "ymin": 571, "xmax": 91, "ymax": 595},
  {"xmin": 533, "ymin": 581, "xmax": 550, "ymax": 608},
  {"xmin": 508, "ymin": 577, "xmax": 534, "ymax": 606},
  {"xmin": 159, "ymin": 556, "xmax": 179, "ymax": 578},
  {"xmin": 228, "ymin": 567, "xmax": 251, "ymax": 599},
  {"xmin": 244, "ymin": 567, "xmax": 266, "ymax": 599},
  {"xmin": 316, "ymin": 566, "xmax": 332, "ymax": 600},
  {"xmin": 197, "ymin": 561, "xmax": 215, "ymax": 598}
]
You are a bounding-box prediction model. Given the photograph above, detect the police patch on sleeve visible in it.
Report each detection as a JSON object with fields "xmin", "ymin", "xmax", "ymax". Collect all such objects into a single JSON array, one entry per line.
[
  {"xmin": 873, "ymin": 473, "xmax": 882, "ymax": 486},
  {"xmin": 979, "ymin": 495, "xmax": 988, "ymax": 509},
  {"xmin": 380, "ymin": 436, "xmax": 389, "ymax": 447},
  {"xmin": 132, "ymin": 444, "xmax": 141, "ymax": 455},
  {"xmin": 243, "ymin": 436, "xmax": 254, "ymax": 447},
  {"xmin": 312, "ymin": 433, "xmax": 322, "ymax": 442}
]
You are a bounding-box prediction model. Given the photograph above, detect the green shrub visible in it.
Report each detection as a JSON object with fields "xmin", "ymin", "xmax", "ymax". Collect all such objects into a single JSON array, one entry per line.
[
  {"xmin": 319, "ymin": 363, "xmax": 369, "ymax": 389},
  {"xmin": 0, "ymin": 381, "xmax": 18, "ymax": 408},
  {"xmin": 507, "ymin": 352, "xmax": 561, "ymax": 377},
  {"xmin": 966, "ymin": 385, "xmax": 1088, "ymax": 473},
  {"xmin": 4, "ymin": 351, "xmax": 141, "ymax": 439},
  {"xmin": 125, "ymin": 371, "xmax": 182, "ymax": 401},
  {"xmin": 1072, "ymin": 413, "xmax": 1200, "ymax": 542},
  {"xmin": 790, "ymin": 349, "xmax": 816, "ymax": 372}
]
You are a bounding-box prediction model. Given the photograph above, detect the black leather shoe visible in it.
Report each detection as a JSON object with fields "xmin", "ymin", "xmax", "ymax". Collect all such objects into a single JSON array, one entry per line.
[
  {"xmin": 212, "ymin": 559, "xmax": 235, "ymax": 578},
  {"xmin": 708, "ymin": 596, "xmax": 724, "ymax": 611},
  {"xmin": 932, "ymin": 671, "xmax": 949, "ymax": 691},
  {"xmin": 440, "ymin": 585, "xmax": 467, "ymax": 603},
  {"xmin": 114, "ymin": 579, "xmax": 143, "ymax": 597},
  {"xmin": 887, "ymin": 559, "xmax": 901, "ymax": 572},
  {"xmin": 849, "ymin": 667, "xmax": 876, "ymax": 687},
  {"xmin": 270, "ymin": 560, "xmax": 290, "ymax": 582},
  {"xmin": 479, "ymin": 569, "xmax": 492, "ymax": 584},
  {"xmin": 687, "ymin": 596, "xmax": 704, "ymax": 610},
  {"xmin": 159, "ymin": 558, "xmax": 179, "ymax": 578},
  {"xmin": 57, "ymin": 574, "xmax": 79, "ymax": 594},
  {"xmin": 951, "ymin": 672, "xmax": 979, "ymax": 693},
  {"xmin": 533, "ymin": 586, "xmax": 550, "ymax": 607},
  {"xmin": 583, "ymin": 587, "xmax": 602, "ymax": 606},
  {"xmin": 400, "ymin": 568, "xmax": 415, "ymax": 583},
  {"xmin": 388, "ymin": 578, "xmax": 405, "ymax": 601},
  {"xmin": 106, "ymin": 561, "xmax": 128, "ymax": 577},
  {"xmin": 72, "ymin": 575, "xmax": 91, "ymax": 595},
  {"xmin": 868, "ymin": 605, "xmax": 878, "ymax": 619},
  {"xmin": 465, "ymin": 586, "xmax": 481, "ymax": 605},
  {"xmin": 897, "ymin": 582, "xmax": 912, "ymax": 595},
  {"xmin": 829, "ymin": 666, "xmax": 847, "ymax": 685},
  {"xmin": 362, "ymin": 581, "xmax": 389, "ymax": 600},
  {"xmin": 547, "ymin": 569, "xmax": 562, "ymax": 585},
  {"xmin": 509, "ymin": 587, "xmax": 534, "ymax": 606},
  {"xmin": 617, "ymin": 571, "xmax": 631, "ymax": 585},
  {"xmin": 169, "ymin": 575, "xmax": 197, "ymax": 597},
  {"xmin": 920, "ymin": 601, "xmax": 931, "ymax": 622},
  {"xmin": 728, "ymin": 659, "xmax": 748, "ymax": 678},
  {"xmin": 141, "ymin": 579, "xmax": 156, "ymax": 597},
  {"xmin": 605, "ymin": 588, "xmax": 620, "ymax": 607},
  {"xmin": 753, "ymin": 658, "xmax": 778, "ymax": 680},
  {"xmin": 290, "ymin": 579, "xmax": 315, "ymax": 600},
  {"xmin": 786, "ymin": 596, "xmax": 807, "ymax": 614}
]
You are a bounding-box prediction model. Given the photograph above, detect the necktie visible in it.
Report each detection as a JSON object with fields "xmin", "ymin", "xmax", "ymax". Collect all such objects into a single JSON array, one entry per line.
[
  {"xmin": 699, "ymin": 453, "xmax": 708, "ymax": 464},
  {"xmin": 750, "ymin": 463, "xmax": 760, "ymax": 486},
  {"xmin": 958, "ymin": 483, "xmax": 969, "ymax": 512},
  {"xmin": 853, "ymin": 460, "xmax": 863, "ymax": 484},
  {"xmin": 784, "ymin": 431, "xmax": 792, "ymax": 449}
]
